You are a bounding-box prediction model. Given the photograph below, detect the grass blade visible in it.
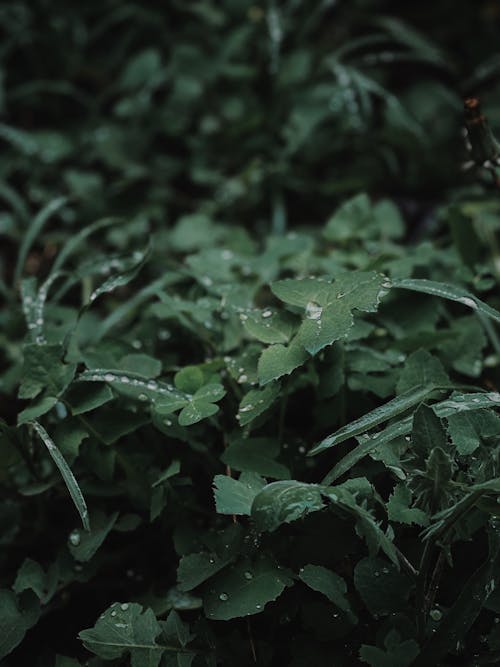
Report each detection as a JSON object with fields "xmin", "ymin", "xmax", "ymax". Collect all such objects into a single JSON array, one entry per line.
[
  {"xmin": 30, "ymin": 421, "xmax": 89, "ymax": 531},
  {"xmin": 310, "ymin": 384, "xmax": 436, "ymax": 456},
  {"xmin": 392, "ymin": 278, "xmax": 500, "ymax": 325},
  {"xmin": 14, "ymin": 196, "xmax": 69, "ymax": 285}
]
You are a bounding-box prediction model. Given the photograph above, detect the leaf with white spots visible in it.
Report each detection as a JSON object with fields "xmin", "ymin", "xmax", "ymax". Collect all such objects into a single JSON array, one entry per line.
[{"xmin": 203, "ymin": 557, "xmax": 293, "ymax": 620}]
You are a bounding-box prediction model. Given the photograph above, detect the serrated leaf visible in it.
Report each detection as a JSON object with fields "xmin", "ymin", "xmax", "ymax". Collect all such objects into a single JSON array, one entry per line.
[
  {"xmin": 203, "ymin": 557, "xmax": 293, "ymax": 620},
  {"xmin": 257, "ymin": 342, "xmax": 308, "ymax": 385},
  {"xmin": 396, "ymin": 349, "xmax": 449, "ymax": 395},
  {"xmin": 411, "ymin": 403, "xmax": 448, "ymax": 459},
  {"xmin": 446, "ymin": 409, "xmax": 500, "ymax": 455},
  {"xmin": 19, "ymin": 343, "xmax": 76, "ymax": 399},
  {"xmin": 272, "ymin": 272, "xmax": 387, "ymax": 356},
  {"xmin": 213, "ymin": 473, "xmax": 266, "ymax": 515},
  {"xmin": 387, "ymin": 484, "xmax": 428, "ymax": 526},
  {"xmin": 319, "ymin": 391, "xmax": 500, "ymax": 485},
  {"xmin": 251, "ymin": 480, "xmax": 324, "ymax": 532},
  {"xmin": 79, "ymin": 603, "xmax": 164, "ymax": 665}
]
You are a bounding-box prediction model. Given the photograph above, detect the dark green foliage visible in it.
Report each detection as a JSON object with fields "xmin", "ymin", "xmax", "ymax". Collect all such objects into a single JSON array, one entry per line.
[{"xmin": 2, "ymin": 2, "xmax": 500, "ymax": 666}]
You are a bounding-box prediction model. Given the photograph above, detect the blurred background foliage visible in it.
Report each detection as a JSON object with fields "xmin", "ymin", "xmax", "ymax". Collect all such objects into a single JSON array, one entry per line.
[{"xmin": 1, "ymin": 0, "xmax": 500, "ymax": 268}]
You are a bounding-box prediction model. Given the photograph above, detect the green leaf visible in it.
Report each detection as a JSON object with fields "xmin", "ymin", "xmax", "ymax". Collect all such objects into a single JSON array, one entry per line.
[
  {"xmin": 30, "ymin": 421, "xmax": 89, "ymax": 530},
  {"xmin": 203, "ymin": 557, "xmax": 293, "ymax": 620},
  {"xmin": 174, "ymin": 366, "xmax": 205, "ymax": 393},
  {"xmin": 354, "ymin": 558, "xmax": 412, "ymax": 616},
  {"xmin": 446, "ymin": 409, "xmax": 500, "ymax": 455},
  {"xmin": 392, "ymin": 278, "xmax": 500, "ymax": 325},
  {"xmin": 221, "ymin": 436, "xmax": 290, "ymax": 479},
  {"xmin": 19, "ymin": 343, "xmax": 76, "ymax": 399},
  {"xmin": 387, "ymin": 484, "xmax": 428, "ymax": 526},
  {"xmin": 68, "ymin": 509, "xmax": 119, "ymax": 562},
  {"xmin": 119, "ymin": 353, "xmax": 162, "ymax": 378},
  {"xmin": 64, "ymin": 383, "xmax": 114, "ymax": 416},
  {"xmin": 77, "ymin": 369, "xmax": 186, "ymax": 406},
  {"xmin": 243, "ymin": 310, "xmax": 296, "ymax": 344},
  {"xmin": 15, "ymin": 196, "xmax": 68, "ymax": 284},
  {"xmin": 360, "ymin": 631, "xmax": 419, "ymax": 667},
  {"xmin": 236, "ymin": 384, "xmax": 280, "ymax": 426},
  {"xmin": 87, "ymin": 246, "xmax": 149, "ymax": 305},
  {"xmin": 395, "ymin": 349, "xmax": 449, "ymax": 395},
  {"xmin": 17, "ymin": 396, "xmax": 58, "ymax": 425},
  {"xmin": 251, "ymin": 480, "xmax": 324, "ymax": 532},
  {"xmin": 412, "ymin": 535, "xmax": 500, "ymax": 667},
  {"xmin": 411, "ymin": 404, "xmax": 448, "ymax": 459},
  {"xmin": 213, "ymin": 473, "xmax": 266, "ymax": 515},
  {"xmin": 177, "ymin": 552, "xmax": 233, "ymax": 592},
  {"xmin": 51, "ymin": 216, "xmax": 123, "ymax": 274},
  {"xmin": 79, "ymin": 603, "xmax": 164, "ymax": 665},
  {"xmin": 299, "ymin": 564, "xmax": 352, "ymax": 613},
  {"xmin": 13, "ymin": 559, "xmax": 47, "ymax": 600},
  {"xmin": 257, "ymin": 341, "xmax": 308, "ymax": 385},
  {"xmin": 178, "ymin": 400, "xmax": 218, "ymax": 426},
  {"xmin": 272, "ymin": 272, "xmax": 387, "ymax": 356},
  {"xmin": 0, "ymin": 590, "xmax": 40, "ymax": 660}
]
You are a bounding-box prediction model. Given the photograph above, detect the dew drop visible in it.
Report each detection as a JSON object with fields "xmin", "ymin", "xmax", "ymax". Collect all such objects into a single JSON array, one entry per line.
[
  {"xmin": 305, "ymin": 301, "xmax": 322, "ymax": 320},
  {"xmin": 147, "ymin": 380, "xmax": 158, "ymax": 390},
  {"xmin": 120, "ymin": 603, "xmax": 129, "ymax": 611},
  {"xmin": 244, "ymin": 571, "xmax": 253, "ymax": 580},
  {"xmin": 111, "ymin": 610, "xmax": 117, "ymax": 617},
  {"xmin": 68, "ymin": 530, "xmax": 81, "ymax": 546},
  {"xmin": 430, "ymin": 609, "xmax": 442, "ymax": 621},
  {"xmin": 219, "ymin": 592, "xmax": 229, "ymax": 601},
  {"xmin": 163, "ymin": 419, "xmax": 172, "ymax": 426},
  {"xmin": 104, "ymin": 373, "xmax": 115, "ymax": 382},
  {"xmin": 238, "ymin": 374, "xmax": 248, "ymax": 383},
  {"xmin": 262, "ymin": 309, "xmax": 273, "ymax": 318},
  {"xmin": 138, "ymin": 393, "xmax": 148, "ymax": 401},
  {"xmin": 374, "ymin": 571, "xmax": 380, "ymax": 577},
  {"xmin": 255, "ymin": 604, "xmax": 262, "ymax": 609},
  {"xmin": 459, "ymin": 296, "xmax": 478, "ymax": 310}
]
